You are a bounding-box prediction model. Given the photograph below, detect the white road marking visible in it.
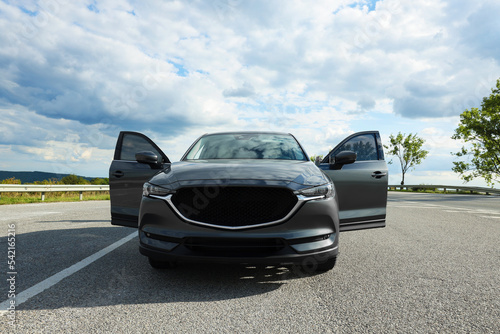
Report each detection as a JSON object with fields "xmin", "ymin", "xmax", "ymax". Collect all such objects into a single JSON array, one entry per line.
[
  {"xmin": 391, "ymin": 202, "xmax": 500, "ymax": 217},
  {"xmin": 0, "ymin": 231, "xmax": 137, "ymax": 315},
  {"xmin": 480, "ymin": 216, "xmax": 500, "ymax": 219},
  {"xmin": 390, "ymin": 205, "xmax": 440, "ymax": 209},
  {"xmin": 0, "ymin": 211, "xmax": 61, "ymax": 221}
]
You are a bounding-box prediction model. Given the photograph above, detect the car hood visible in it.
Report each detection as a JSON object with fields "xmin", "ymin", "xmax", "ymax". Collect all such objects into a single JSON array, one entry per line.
[{"xmin": 149, "ymin": 159, "xmax": 329, "ymax": 191}]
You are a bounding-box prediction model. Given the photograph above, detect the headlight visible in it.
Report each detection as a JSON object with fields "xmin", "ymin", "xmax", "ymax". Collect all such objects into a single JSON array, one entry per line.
[
  {"xmin": 143, "ymin": 182, "xmax": 172, "ymax": 197},
  {"xmin": 298, "ymin": 183, "xmax": 334, "ymax": 199}
]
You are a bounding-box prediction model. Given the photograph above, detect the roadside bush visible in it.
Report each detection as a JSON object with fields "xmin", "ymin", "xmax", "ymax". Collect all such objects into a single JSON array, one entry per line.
[
  {"xmin": 60, "ymin": 174, "xmax": 90, "ymax": 185},
  {"xmin": 1, "ymin": 177, "xmax": 21, "ymax": 184},
  {"xmin": 411, "ymin": 185, "xmax": 436, "ymax": 192},
  {"xmin": 90, "ymin": 177, "xmax": 109, "ymax": 185},
  {"xmin": 33, "ymin": 178, "xmax": 59, "ymax": 185}
]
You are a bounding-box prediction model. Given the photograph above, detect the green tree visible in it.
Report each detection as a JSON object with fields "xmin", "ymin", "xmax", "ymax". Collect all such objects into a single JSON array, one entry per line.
[
  {"xmin": 310, "ymin": 155, "xmax": 324, "ymax": 163},
  {"xmin": 384, "ymin": 132, "xmax": 429, "ymax": 185},
  {"xmin": 451, "ymin": 79, "xmax": 500, "ymax": 186}
]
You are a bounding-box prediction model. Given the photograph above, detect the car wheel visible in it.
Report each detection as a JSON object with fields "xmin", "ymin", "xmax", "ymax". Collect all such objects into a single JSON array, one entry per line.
[
  {"xmin": 301, "ymin": 256, "xmax": 337, "ymax": 273},
  {"xmin": 148, "ymin": 257, "xmax": 176, "ymax": 269},
  {"xmin": 316, "ymin": 256, "xmax": 337, "ymax": 272}
]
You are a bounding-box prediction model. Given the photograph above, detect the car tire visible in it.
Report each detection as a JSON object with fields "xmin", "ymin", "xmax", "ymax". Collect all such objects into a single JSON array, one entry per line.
[
  {"xmin": 316, "ymin": 256, "xmax": 337, "ymax": 272},
  {"xmin": 301, "ymin": 256, "xmax": 337, "ymax": 273},
  {"xmin": 148, "ymin": 257, "xmax": 176, "ymax": 269}
]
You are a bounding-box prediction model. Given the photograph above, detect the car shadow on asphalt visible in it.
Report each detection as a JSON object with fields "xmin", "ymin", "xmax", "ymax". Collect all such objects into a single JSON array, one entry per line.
[{"xmin": 8, "ymin": 226, "xmax": 330, "ymax": 311}]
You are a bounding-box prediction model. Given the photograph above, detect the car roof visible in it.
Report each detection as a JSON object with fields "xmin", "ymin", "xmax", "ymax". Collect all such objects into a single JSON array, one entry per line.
[{"xmin": 201, "ymin": 131, "xmax": 292, "ymax": 136}]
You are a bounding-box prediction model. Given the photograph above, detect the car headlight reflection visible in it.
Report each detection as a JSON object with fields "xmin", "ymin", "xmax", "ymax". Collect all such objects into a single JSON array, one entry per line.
[
  {"xmin": 143, "ymin": 182, "xmax": 172, "ymax": 197},
  {"xmin": 298, "ymin": 183, "xmax": 334, "ymax": 199}
]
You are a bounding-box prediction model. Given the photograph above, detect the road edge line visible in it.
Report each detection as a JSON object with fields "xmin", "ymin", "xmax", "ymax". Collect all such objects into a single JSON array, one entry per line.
[{"xmin": 0, "ymin": 231, "xmax": 137, "ymax": 315}]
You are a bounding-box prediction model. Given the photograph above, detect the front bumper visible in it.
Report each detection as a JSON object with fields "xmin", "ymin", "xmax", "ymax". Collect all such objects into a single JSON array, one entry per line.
[{"xmin": 138, "ymin": 195, "xmax": 340, "ymax": 265}]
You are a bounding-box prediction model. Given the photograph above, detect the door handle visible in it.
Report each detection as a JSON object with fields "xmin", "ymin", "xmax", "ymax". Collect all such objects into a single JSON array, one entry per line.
[
  {"xmin": 112, "ymin": 171, "xmax": 124, "ymax": 178},
  {"xmin": 371, "ymin": 171, "xmax": 387, "ymax": 179}
]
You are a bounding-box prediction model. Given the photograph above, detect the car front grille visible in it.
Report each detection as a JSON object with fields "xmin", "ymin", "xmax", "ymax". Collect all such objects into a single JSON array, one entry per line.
[
  {"xmin": 170, "ymin": 186, "xmax": 298, "ymax": 228},
  {"xmin": 183, "ymin": 237, "xmax": 286, "ymax": 255}
]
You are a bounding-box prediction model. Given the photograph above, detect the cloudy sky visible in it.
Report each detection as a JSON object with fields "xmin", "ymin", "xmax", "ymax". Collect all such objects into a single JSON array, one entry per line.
[{"xmin": 1, "ymin": 0, "xmax": 499, "ymax": 186}]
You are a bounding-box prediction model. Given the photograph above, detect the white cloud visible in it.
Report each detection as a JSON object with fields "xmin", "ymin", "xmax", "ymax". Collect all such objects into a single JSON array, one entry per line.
[
  {"xmin": 420, "ymin": 126, "xmax": 462, "ymax": 153},
  {"xmin": 0, "ymin": 0, "xmax": 498, "ymax": 182}
]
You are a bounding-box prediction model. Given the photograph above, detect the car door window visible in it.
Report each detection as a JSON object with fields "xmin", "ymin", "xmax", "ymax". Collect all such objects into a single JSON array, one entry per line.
[
  {"xmin": 333, "ymin": 134, "xmax": 378, "ymax": 161},
  {"xmin": 119, "ymin": 133, "xmax": 163, "ymax": 162}
]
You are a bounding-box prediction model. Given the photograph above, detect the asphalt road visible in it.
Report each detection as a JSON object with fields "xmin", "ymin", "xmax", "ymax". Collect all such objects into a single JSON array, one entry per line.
[{"xmin": 0, "ymin": 192, "xmax": 499, "ymax": 333}]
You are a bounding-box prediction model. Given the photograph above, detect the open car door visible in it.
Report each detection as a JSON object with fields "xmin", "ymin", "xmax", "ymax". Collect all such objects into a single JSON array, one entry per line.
[
  {"xmin": 109, "ymin": 131, "xmax": 170, "ymax": 227},
  {"xmin": 318, "ymin": 131, "xmax": 388, "ymax": 232}
]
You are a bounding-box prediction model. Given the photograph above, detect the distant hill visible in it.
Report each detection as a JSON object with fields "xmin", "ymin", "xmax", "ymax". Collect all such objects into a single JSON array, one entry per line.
[{"xmin": 0, "ymin": 170, "xmax": 100, "ymax": 184}]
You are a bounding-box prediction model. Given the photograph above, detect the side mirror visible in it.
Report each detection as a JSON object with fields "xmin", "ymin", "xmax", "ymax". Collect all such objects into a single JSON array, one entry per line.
[
  {"xmin": 329, "ymin": 151, "xmax": 357, "ymax": 170},
  {"xmin": 335, "ymin": 151, "xmax": 357, "ymax": 165},
  {"xmin": 314, "ymin": 156, "xmax": 322, "ymax": 166},
  {"xmin": 135, "ymin": 151, "xmax": 159, "ymax": 165}
]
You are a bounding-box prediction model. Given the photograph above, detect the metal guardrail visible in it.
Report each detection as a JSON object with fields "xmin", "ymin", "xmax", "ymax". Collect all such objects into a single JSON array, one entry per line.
[
  {"xmin": 1, "ymin": 183, "xmax": 498, "ymax": 202},
  {"xmin": 388, "ymin": 184, "xmax": 500, "ymax": 195},
  {"xmin": 0, "ymin": 184, "xmax": 109, "ymax": 201}
]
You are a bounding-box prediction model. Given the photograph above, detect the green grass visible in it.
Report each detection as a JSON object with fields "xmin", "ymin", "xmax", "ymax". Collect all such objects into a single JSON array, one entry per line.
[{"xmin": 0, "ymin": 191, "xmax": 110, "ymax": 205}]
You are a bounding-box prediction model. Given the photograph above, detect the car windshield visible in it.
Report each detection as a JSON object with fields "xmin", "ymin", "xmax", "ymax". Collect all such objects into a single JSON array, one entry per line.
[{"xmin": 184, "ymin": 133, "xmax": 308, "ymax": 160}]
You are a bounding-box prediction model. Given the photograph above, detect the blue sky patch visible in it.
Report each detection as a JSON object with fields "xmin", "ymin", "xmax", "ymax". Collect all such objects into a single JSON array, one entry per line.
[
  {"xmin": 19, "ymin": 6, "xmax": 38, "ymax": 16},
  {"xmin": 87, "ymin": 3, "xmax": 99, "ymax": 13},
  {"xmin": 347, "ymin": 0, "xmax": 379, "ymax": 12},
  {"xmin": 168, "ymin": 61, "xmax": 188, "ymax": 77}
]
